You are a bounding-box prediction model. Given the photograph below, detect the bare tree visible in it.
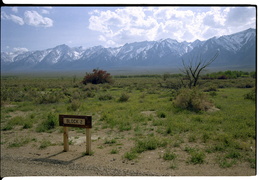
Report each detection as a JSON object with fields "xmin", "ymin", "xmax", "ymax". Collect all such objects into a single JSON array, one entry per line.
[{"xmin": 181, "ymin": 51, "xmax": 219, "ymax": 88}]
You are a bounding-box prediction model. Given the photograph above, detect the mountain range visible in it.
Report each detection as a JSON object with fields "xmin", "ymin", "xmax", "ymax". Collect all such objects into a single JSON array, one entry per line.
[{"xmin": 1, "ymin": 28, "xmax": 256, "ymax": 73}]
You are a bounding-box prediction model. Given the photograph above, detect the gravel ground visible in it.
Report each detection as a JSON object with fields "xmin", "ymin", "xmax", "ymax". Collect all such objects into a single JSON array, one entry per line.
[
  {"xmin": 1, "ymin": 155, "xmax": 158, "ymax": 176},
  {"xmin": 1, "ymin": 124, "xmax": 256, "ymax": 177}
]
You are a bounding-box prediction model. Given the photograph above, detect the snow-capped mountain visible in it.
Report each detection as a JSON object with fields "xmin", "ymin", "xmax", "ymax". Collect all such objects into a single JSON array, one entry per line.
[{"xmin": 1, "ymin": 28, "xmax": 256, "ymax": 72}]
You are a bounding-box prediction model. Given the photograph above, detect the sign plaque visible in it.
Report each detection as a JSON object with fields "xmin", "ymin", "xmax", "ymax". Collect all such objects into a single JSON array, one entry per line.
[
  {"xmin": 59, "ymin": 114, "xmax": 92, "ymax": 128},
  {"xmin": 59, "ymin": 114, "xmax": 92, "ymax": 154}
]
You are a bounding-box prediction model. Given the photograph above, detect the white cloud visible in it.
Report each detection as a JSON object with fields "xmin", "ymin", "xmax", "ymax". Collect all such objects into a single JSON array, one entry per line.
[
  {"xmin": 2, "ymin": 9, "xmax": 54, "ymax": 28},
  {"xmin": 1, "ymin": 11, "xmax": 9, "ymax": 19},
  {"xmin": 9, "ymin": 14, "xmax": 24, "ymax": 25},
  {"xmin": 88, "ymin": 6, "xmax": 255, "ymax": 47},
  {"xmin": 24, "ymin": 10, "xmax": 53, "ymax": 27},
  {"xmin": 41, "ymin": 9, "xmax": 50, "ymax": 14},
  {"xmin": 13, "ymin": 47, "xmax": 29, "ymax": 52},
  {"xmin": 107, "ymin": 40, "xmax": 117, "ymax": 46},
  {"xmin": 1, "ymin": 11, "xmax": 24, "ymax": 25},
  {"xmin": 88, "ymin": 7, "xmax": 165, "ymax": 46},
  {"xmin": 11, "ymin": 7, "xmax": 18, "ymax": 13},
  {"xmin": 98, "ymin": 35, "xmax": 106, "ymax": 41}
]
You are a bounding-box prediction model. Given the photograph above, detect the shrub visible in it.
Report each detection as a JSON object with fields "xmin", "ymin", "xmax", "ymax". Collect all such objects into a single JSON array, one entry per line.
[
  {"xmin": 124, "ymin": 151, "xmax": 138, "ymax": 160},
  {"xmin": 244, "ymin": 88, "xmax": 256, "ymax": 101},
  {"xmin": 157, "ymin": 112, "xmax": 166, "ymax": 118},
  {"xmin": 2, "ymin": 124, "xmax": 13, "ymax": 131},
  {"xmin": 163, "ymin": 151, "xmax": 177, "ymax": 160},
  {"xmin": 35, "ymin": 91, "xmax": 62, "ymax": 104},
  {"xmin": 4, "ymin": 116, "xmax": 24, "ymax": 127},
  {"xmin": 82, "ymin": 83, "xmax": 99, "ymax": 91},
  {"xmin": 119, "ymin": 122, "xmax": 132, "ymax": 131},
  {"xmin": 203, "ymin": 85, "xmax": 217, "ymax": 92},
  {"xmin": 118, "ymin": 93, "xmax": 130, "ymax": 102},
  {"xmin": 2, "ymin": 115, "xmax": 34, "ymax": 130},
  {"xmin": 85, "ymin": 91, "xmax": 96, "ymax": 98},
  {"xmin": 22, "ymin": 122, "xmax": 33, "ymax": 129},
  {"xmin": 174, "ymin": 88, "xmax": 213, "ymax": 112},
  {"xmin": 104, "ymin": 138, "xmax": 116, "ymax": 145},
  {"xmin": 218, "ymin": 157, "xmax": 236, "ymax": 168},
  {"xmin": 225, "ymin": 150, "xmax": 241, "ymax": 159},
  {"xmin": 187, "ymin": 150, "xmax": 206, "ymax": 164},
  {"xmin": 110, "ymin": 148, "xmax": 119, "ymax": 154},
  {"xmin": 36, "ymin": 113, "xmax": 58, "ymax": 132},
  {"xmin": 39, "ymin": 139, "xmax": 53, "ymax": 149},
  {"xmin": 134, "ymin": 136, "xmax": 167, "ymax": 153},
  {"xmin": 67, "ymin": 100, "xmax": 81, "ymax": 111},
  {"xmin": 8, "ymin": 136, "xmax": 33, "ymax": 148},
  {"xmin": 98, "ymin": 94, "xmax": 113, "ymax": 101},
  {"xmin": 82, "ymin": 69, "xmax": 113, "ymax": 85}
]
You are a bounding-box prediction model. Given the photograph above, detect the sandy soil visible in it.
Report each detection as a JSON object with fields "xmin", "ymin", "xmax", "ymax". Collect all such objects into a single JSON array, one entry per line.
[{"xmin": 1, "ymin": 126, "xmax": 256, "ymax": 177}]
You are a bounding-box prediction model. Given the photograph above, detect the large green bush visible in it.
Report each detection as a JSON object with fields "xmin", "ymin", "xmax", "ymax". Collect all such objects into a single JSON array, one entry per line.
[
  {"xmin": 244, "ymin": 88, "xmax": 256, "ymax": 101},
  {"xmin": 36, "ymin": 113, "xmax": 58, "ymax": 132},
  {"xmin": 174, "ymin": 88, "xmax": 213, "ymax": 112},
  {"xmin": 118, "ymin": 93, "xmax": 130, "ymax": 102}
]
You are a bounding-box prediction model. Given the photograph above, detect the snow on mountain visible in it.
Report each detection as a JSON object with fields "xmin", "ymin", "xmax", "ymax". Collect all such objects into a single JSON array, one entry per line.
[
  {"xmin": 213, "ymin": 28, "xmax": 255, "ymax": 53},
  {"xmin": 1, "ymin": 50, "xmax": 32, "ymax": 63},
  {"xmin": 116, "ymin": 41, "xmax": 156, "ymax": 61},
  {"xmin": 1, "ymin": 28, "xmax": 256, "ymax": 72}
]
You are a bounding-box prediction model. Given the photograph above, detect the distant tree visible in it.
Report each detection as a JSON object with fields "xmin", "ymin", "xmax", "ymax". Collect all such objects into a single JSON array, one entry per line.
[
  {"xmin": 180, "ymin": 51, "xmax": 219, "ymax": 88},
  {"xmin": 82, "ymin": 69, "xmax": 113, "ymax": 85}
]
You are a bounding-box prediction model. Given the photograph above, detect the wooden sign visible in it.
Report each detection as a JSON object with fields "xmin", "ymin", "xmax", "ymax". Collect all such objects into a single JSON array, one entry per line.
[
  {"xmin": 59, "ymin": 114, "xmax": 92, "ymax": 155},
  {"xmin": 59, "ymin": 114, "xmax": 92, "ymax": 128}
]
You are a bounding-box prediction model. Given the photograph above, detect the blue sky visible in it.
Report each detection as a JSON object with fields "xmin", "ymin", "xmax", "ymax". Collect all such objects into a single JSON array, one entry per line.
[{"xmin": 1, "ymin": 6, "xmax": 256, "ymax": 52}]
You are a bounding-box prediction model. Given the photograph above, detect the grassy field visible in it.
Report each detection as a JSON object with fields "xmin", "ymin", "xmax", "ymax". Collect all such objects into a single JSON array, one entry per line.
[{"xmin": 0, "ymin": 72, "xmax": 256, "ymax": 172}]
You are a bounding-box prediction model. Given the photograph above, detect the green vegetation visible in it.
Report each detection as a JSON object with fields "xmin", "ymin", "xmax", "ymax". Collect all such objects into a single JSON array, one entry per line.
[
  {"xmin": 162, "ymin": 150, "xmax": 177, "ymax": 161},
  {"xmin": 0, "ymin": 70, "xmax": 256, "ymax": 169},
  {"xmin": 39, "ymin": 139, "xmax": 55, "ymax": 149},
  {"xmin": 185, "ymin": 147, "xmax": 206, "ymax": 164},
  {"xmin": 36, "ymin": 113, "xmax": 58, "ymax": 132},
  {"xmin": 110, "ymin": 148, "xmax": 119, "ymax": 154},
  {"xmin": 8, "ymin": 136, "xmax": 36, "ymax": 148},
  {"xmin": 133, "ymin": 136, "xmax": 167, "ymax": 153},
  {"xmin": 104, "ymin": 138, "xmax": 117, "ymax": 145},
  {"xmin": 118, "ymin": 93, "xmax": 130, "ymax": 102},
  {"xmin": 124, "ymin": 151, "xmax": 138, "ymax": 160},
  {"xmin": 174, "ymin": 88, "xmax": 213, "ymax": 111}
]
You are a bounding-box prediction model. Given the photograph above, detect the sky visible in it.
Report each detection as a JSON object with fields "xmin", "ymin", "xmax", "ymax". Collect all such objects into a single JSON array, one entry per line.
[{"xmin": 1, "ymin": 6, "xmax": 256, "ymax": 52}]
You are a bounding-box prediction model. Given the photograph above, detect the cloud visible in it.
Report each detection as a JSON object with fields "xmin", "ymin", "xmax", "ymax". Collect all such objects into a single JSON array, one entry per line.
[
  {"xmin": 13, "ymin": 47, "xmax": 29, "ymax": 52},
  {"xmin": 1, "ymin": 11, "xmax": 24, "ymax": 25},
  {"xmin": 88, "ymin": 6, "xmax": 255, "ymax": 47},
  {"xmin": 88, "ymin": 7, "xmax": 163, "ymax": 46},
  {"xmin": 1, "ymin": 9, "xmax": 54, "ymax": 28},
  {"xmin": 9, "ymin": 14, "xmax": 24, "ymax": 25},
  {"xmin": 41, "ymin": 9, "xmax": 50, "ymax": 14},
  {"xmin": 24, "ymin": 10, "xmax": 53, "ymax": 27},
  {"xmin": 12, "ymin": 7, "xmax": 18, "ymax": 13},
  {"xmin": 98, "ymin": 35, "xmax": 106, "ymax": 41},
  {"xmin": 88, "ymin": 7, "xmax": 204, "ymax": 46}
]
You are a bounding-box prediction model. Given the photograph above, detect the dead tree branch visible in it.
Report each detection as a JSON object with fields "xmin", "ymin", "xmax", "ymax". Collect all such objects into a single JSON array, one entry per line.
[{"xmin": 181, "ymin": 51, "xmax": 219, "ymax": 88}]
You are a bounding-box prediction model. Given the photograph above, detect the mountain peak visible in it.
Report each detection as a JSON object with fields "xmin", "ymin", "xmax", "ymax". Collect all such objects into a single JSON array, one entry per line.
[
  {"xmin": 53, "ymin": 44, "xmax": 70, "ymax": 50},
  {"xmin": 1, "ymin": 28, "xmax": 255, "ymax": 72}
]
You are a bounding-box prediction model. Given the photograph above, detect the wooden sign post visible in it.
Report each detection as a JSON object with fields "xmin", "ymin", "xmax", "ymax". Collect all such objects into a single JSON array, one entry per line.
[{"xmin": 59, "ymin": 114, "xmax": 92, "ymax": 154}]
